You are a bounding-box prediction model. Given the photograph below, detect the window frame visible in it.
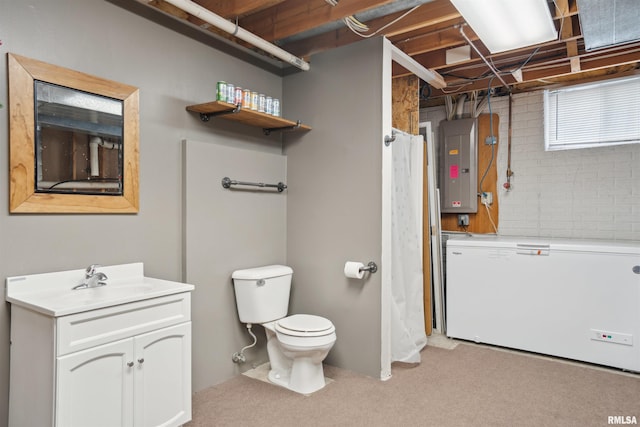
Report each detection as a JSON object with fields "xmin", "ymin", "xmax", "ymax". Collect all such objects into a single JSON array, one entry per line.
[{"xmin": 544, "ymin": 75, "xmax": 640, "ymax": 151}]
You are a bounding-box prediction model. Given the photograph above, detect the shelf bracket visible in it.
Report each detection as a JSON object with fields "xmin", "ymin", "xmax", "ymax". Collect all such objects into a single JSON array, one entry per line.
[
  {"xmin": 199, "ymin": 104, "xmax": 242, "ymax": 122},
  {"xmin": 263, "ymin": 120, "xmax": 301, "ymax": 136}
]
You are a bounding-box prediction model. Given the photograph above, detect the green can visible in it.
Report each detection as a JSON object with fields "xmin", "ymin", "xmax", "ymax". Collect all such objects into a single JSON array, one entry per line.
[{"xmin": 216, "ymin": 81, "xmax": 227, "ymax": 102}]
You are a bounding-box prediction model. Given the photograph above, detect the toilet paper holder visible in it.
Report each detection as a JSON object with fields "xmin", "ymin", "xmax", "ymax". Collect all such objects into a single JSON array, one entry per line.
[{"xmin": 360, "ymin": 262, "xmax": 378, "ymax": 274}]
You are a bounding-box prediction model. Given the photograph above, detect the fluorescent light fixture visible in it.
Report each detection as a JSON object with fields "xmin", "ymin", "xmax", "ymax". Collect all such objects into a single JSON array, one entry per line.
[{"xmin": 450, "ymin": 0, "xmax": 557, "ymax": 53}]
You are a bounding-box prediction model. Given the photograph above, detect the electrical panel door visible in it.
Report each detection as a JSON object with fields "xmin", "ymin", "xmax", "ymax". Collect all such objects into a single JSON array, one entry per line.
[{"xmin": 439, "ymin": 118, "xmax": 477, "ymax": 213}]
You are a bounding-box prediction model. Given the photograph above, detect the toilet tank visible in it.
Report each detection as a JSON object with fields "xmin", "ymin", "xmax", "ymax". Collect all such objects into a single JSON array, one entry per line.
[{"xmin": 232, "ymin": 265, "xmax": 293, "ymax": 324}]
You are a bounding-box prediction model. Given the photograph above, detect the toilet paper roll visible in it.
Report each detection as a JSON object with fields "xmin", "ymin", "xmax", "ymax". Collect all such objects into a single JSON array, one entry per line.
[{"xmin": 344, "ymin": 262, "xmax": 365, "ymax": 279}]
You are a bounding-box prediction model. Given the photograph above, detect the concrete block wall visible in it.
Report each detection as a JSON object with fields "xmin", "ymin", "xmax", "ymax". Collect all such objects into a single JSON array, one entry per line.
[{"xmin": 421, "ymin": 90, "xmax": 640, "ymax": 241}]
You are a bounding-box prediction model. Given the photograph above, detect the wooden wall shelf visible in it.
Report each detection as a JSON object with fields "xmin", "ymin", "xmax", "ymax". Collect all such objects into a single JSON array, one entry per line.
[{"xmin": 186, "ymin": 101, "xmax": 311, "ymax": 135}]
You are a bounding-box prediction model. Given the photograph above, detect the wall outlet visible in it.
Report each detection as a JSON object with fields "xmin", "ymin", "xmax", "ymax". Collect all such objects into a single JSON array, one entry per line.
[
  {"xmin": 485, "ymin": 136, "xmax": 497, "ymax": 145},
  {"xmin": 481, "ymin": 192, "xmax": 493, "ymax": 206},
  {"xmin": 457, "ymin": 214, "xmax": 469, "ymax": 227}
]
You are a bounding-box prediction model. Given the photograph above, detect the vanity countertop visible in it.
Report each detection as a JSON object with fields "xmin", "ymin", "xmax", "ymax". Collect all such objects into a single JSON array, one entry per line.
[{"xmin": 5, "ymin": 262, "xmax": 194, "ymax": 317}]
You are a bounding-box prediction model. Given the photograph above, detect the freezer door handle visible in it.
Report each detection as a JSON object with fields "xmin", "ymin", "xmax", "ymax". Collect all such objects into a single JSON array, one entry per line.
[{"xmin": 516, "ymin": 244, "xmax": 550, "ymax": 256}]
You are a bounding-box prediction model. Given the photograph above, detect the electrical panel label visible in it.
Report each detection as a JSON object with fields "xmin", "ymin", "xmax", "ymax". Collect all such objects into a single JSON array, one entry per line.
[{"xmin": 450, "ymin": 165, "xmax": 459, "ymax": 179}]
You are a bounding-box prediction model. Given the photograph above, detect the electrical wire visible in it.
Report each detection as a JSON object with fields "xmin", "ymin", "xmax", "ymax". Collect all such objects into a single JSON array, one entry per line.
[
  {"xmin": 484, "ymin": 203, "xmax": 499, "ymax": 234},
  {"xmin": 443, "ymin": 1, "xmax": 565, "ymax": 90},
  {"xmin": 344, "ymin": 15, "xmax": 369, "ymax": 32},
  {"xmin": 444, "ymin": 95, "xmax": 454, "ymax": 120},
  {"xmin": 324, "ymin": 1, "xmax": 421, "ymax": 40},
  {"xmin": 470, "ymin": 90, "xmax": 489, "ymax": 118},
  {"xmin": 489, "ymin": 47, "xmax": 541, "ymax": 81},
  {"xmin": 478, "ymin": 76, "xmax": 498, "ymax": 234},
  {"xmin": 439, "ymin": 82, "xmax": 474, "ymax": 94},
  {"xmin": 442, "ymin": 42, "xmax": 547, "ymax": 91},
  {"xmin": 551, "ymin": 0, "xmax": 565, "ymax": 41},
  {"xmin": 478, "ymin": 77, "xmax": 495, "ymax": 195},
  {"xmin": 355, "ymin": 6, "xmax": 421, "ymax": 38}
]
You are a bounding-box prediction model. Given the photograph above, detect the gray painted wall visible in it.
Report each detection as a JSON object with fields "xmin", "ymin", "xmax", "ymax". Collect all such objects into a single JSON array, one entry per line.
[
  {"xmin": 1, "ymin": 1, "xmax": 391, "ymax": 423},
  {"xmin": 0, "ymin": 0, "xmax": 283, "ymax": 423},
  {"xmin": 183, "ymin": 140, "xmax": 287, "ymax": 391},
  {"xmin": 283, "ymin": 37, "xmax": 385, "ymax": 379}
]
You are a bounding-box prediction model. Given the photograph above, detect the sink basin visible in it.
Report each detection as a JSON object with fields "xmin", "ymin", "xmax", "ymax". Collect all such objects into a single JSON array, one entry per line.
[{"xmin": 6, "ymin": 263, "xmax": 194, "ymax": 316}]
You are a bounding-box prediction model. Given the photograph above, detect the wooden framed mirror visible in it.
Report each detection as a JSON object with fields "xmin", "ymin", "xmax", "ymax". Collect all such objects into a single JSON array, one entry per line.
[{"xmin": 8, "ymin": 53, "xmax": 139, "ymax": 213}]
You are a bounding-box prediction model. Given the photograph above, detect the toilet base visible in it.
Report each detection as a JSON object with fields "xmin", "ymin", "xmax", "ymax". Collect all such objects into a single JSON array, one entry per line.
[
  {"xmin": 267, "ymin": 359, "xmax": 327, "ymax": 394},
  {"xmin": 262, "ymin": 320, "xmax": 336, "ymax": 395}
]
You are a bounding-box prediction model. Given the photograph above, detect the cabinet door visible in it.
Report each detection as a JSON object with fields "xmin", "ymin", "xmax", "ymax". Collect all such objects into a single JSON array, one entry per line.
[
  {"xmin": 57, "ymin": 338, "xmax": 134, "ymax": 427},
  {"xmin": 134, "ymin": 322, "xmax": 192, "ymax": 427}
]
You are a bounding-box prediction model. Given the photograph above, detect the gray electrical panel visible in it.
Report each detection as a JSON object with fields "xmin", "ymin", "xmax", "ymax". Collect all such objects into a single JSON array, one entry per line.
[{"xmin": 439, "ymin": 118, "xmax": 477, "ymax": 213}]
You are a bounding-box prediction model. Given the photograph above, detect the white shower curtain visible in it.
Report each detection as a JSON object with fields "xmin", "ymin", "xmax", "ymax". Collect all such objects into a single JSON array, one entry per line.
[{"xmin": 390, "ymin": 130, "xmax": 427, "ymax": 363}]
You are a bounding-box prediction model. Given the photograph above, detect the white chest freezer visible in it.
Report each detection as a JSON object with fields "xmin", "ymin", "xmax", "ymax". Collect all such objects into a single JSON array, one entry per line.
[{"xmin": 446, "ymin": 235, "xmax": 640, "ymax": 372}]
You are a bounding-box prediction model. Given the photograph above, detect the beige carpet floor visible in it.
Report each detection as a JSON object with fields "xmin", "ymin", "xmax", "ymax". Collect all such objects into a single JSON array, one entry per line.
[{"xmin": 187, "ymin": 340, "xmax": 640, "ymax": 427}]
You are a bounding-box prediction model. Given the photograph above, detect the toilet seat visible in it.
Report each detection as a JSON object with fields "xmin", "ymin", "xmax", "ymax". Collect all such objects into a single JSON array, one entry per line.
[{"xmin": 275, "ymin": 314, "xmax": 335, "ymax": 337}]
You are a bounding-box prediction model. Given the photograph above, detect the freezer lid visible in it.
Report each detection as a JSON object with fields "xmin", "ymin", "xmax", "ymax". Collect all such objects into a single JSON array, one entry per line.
[{"xmin": 446, "ymin": 235, "xmax": 640, "ymax": 255}]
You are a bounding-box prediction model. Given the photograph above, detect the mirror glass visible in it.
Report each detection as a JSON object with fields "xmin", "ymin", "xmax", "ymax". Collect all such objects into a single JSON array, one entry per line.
[{"xmin": 35, "ymin": 81, "xmax": 124, "ymax": 195}]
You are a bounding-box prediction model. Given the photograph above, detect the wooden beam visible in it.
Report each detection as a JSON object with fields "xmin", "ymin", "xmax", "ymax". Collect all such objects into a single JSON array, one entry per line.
[
  {"xmin": 363, "ymin": 0, "xmax": 460, "ymax": 38},
  {"xmin": 150, "ymin": 0, "xmax": 189, "ymax": 19},
  {"xmin": 394, "ymin": 24, "xmax": 478, "ymax": 57},
  {"xmin": 425, "ymin": 45, "xmax": 640, "ymax": 96},
  {"xmin": 391, "ymin": 44, "xmax": 446, "ymax": 88},
  {"xmin": 237, "ymin": 0, "xmax": 396, "ymax": 41},
  {"xmin": 194, "ymin": 0, "xmax": 286, "ymax": 19},
  {"xmin": 556, "ymin": 0, "xmax": 581, "ymax": 72},
  {"xmin": 388, "ymin": 15, "xmax": 465, "ymax": 43},
  {"xmin": 282, "ymin": 0, "xmax": 460, "ymax": 58},
  {"xmin": 414, "ymin": 33, "xmax": 581, "ymax": 71},
  {"xmin": 567, "ymin": 40, "xmax": 581, "ymax": 72}
]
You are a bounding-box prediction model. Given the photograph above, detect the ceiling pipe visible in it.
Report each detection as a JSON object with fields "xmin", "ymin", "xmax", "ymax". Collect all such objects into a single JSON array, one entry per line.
[
  {"xmin": 158, "ymin": 0, "xmax": 310, "ymax": 71},
  {"xmin": 458, "ymin": 25, "xmax": 510, "ymax": 91}
]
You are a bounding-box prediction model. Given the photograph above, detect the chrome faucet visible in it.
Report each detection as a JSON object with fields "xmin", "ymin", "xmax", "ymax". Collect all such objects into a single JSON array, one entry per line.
[{"xmin": 72, "ymin": 264, "xmax": 108, "ymax": 290}]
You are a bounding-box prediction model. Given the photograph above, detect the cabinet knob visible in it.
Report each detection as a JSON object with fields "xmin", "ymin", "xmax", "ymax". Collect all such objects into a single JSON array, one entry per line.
[
  {"xmin": 138, "ymin": 358, "xmax": 145, "ymax": 364},
  {"xmin": 127, "ymin": 361, "xmax": 134, "ymax": 367}
]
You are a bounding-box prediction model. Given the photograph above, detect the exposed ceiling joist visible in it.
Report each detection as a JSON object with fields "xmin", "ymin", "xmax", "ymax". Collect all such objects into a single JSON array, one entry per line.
[
  {"xmin": 123, "ymin": 0, "xmax": 640, "ymax": 100},
  {"xmin": 238, "ymin": 0, "xmax": 397, "ymax": 41}
]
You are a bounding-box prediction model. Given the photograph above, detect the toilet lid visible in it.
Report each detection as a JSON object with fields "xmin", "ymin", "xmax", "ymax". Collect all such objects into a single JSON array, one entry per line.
[{"xmin": 275, "ymin": 314, "xmax": 335, "ymax": 337}]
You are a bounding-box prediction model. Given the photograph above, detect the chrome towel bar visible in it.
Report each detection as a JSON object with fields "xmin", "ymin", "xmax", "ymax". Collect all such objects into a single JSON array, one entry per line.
[{"xmin": 221, "ymin": 177, "xmax": 287, "ymax": 192}]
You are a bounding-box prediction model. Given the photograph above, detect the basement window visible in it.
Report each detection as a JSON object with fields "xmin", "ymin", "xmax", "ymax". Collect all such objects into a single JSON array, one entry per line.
[{"xmin": 544, "ymin": 75, "xmax": 640, "ymax": 151}]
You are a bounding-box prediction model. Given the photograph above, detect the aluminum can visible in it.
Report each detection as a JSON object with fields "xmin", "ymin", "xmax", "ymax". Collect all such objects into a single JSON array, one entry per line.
[
  {"xmin": 272, "ymin": 98, "xmax": 280, "ymax": 117},
  {"xmin": 234, "ymin": 87, "xmax": 243, "ymax": 106},
  {"xmin": 216, "ymin": 81, "xmax": 227, "ymax": 102},
  {"xmin": 250, "ymin": 92, "xmax": 259, "ymax": 110},
  {"xmin": 265, "ymin": 96, "xmax": 273, "ymax": 115},
  {"xmin": 258, "ymin": 94, "xmax": 266, "ymax": 113},
  {"xmin": 226, "ymin": 83, "xmax": 235, "ymax": 105},
  {"xmin": 243, "ymin": 89, "xmax": 251, "ymax": 108}
]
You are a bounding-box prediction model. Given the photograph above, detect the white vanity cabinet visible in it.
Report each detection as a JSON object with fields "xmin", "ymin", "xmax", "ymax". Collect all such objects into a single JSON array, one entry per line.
[
  {"xmin": 56, "ymin": 322, "xmax": 191, "ymax": 427},
  {"xmin": 6, "ymin": 263, "xmax": 194, "ymax": 427}
]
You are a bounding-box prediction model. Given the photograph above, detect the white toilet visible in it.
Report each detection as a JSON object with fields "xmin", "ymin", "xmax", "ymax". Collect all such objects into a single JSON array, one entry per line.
[{"xmin": 232, "ymin": 265, "xmax": 336, "ymax": 394}]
